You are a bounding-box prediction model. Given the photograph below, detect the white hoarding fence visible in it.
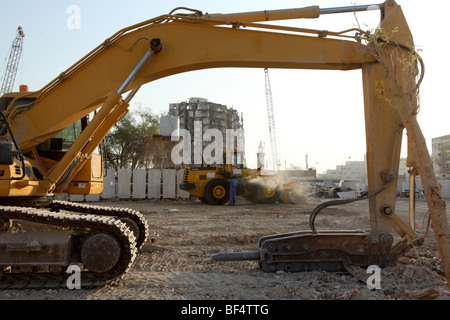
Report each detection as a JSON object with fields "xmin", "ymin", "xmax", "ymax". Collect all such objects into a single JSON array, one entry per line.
[{"xmin": 59, "ymin": 168, "xmax": 191, "ymax": 202}]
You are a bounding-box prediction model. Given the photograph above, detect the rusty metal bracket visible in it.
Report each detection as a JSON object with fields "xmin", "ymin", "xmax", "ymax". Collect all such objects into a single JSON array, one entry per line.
[
  {"xmin": 258, "ymin": 230, "xmax": 394, "ymax": 273},
  {"xmin": 212, "ymin": 230, "xmax": 395, "ymax": 274}
]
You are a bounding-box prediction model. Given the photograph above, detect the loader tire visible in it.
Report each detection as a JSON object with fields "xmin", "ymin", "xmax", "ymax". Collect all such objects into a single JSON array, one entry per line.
[
  {"xmin": 248, "ymin": 179, "xmax": 280, "ymax": 204},
  {"xmin": 205, "ymin": 179, "xmax": 230, "ymax": 205}
]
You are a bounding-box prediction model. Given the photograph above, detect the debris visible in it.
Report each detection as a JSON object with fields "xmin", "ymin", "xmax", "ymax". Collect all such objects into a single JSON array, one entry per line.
[
  {"xmin": 335, "ymin": 289, "xmax": 358, "ymax": 300},
  {"xmin": 405, "ymin": 288, "xmax": 440, "ymax": 300},
  {"xmin": 343, "ymin": 262, "xmax": 370, "ymax": 284},
  {"xmin": 337, "ymin": 191, "xmax": 356, "ymax": 199}
]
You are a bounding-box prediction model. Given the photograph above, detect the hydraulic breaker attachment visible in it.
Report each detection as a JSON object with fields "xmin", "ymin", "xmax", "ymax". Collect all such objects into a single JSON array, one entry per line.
[
  {"xmin": 212, "ymin": 230, "xmax": 398, "ymax": 273},
  {"xmin": 212, "ymin": 192, "xmax": 425, "ymax": 274}
]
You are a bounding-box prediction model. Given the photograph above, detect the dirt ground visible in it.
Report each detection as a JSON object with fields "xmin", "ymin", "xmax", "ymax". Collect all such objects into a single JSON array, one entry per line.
[{"xmin": 1, "ymin": 196, "xmax": 449, "ymax": 301}]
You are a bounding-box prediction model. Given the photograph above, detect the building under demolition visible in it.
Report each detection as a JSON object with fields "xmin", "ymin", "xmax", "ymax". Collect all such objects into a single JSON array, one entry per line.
[{"xmin": 168, "ymin": 97, "xmax": 244, "ymax": 166}]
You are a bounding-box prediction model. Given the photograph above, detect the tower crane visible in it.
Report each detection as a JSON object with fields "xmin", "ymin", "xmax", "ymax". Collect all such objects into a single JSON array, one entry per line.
[
  {"xmin": 0, "ymin": 26, "xmax": 25, "ymax": 96},
  {"xmin": 264, "ymin": 68, "xmax": 279, "ymax": 171}
]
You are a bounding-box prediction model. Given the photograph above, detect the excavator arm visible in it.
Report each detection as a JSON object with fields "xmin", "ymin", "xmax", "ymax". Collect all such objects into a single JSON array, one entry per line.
[
  {"xmin": 8, "ymin": 15, "xmax": 375, "ymax": 152},
  {"xmin": 2, "ymin": 5, "xmax": 380, "ymax": 197},
  {"xmin": 2, "ymin": 3, "xmax": 377, "ymax": 197},
  {"xmin": 1, "ymin": 1, "xmax": 447, "ymax": 281}
]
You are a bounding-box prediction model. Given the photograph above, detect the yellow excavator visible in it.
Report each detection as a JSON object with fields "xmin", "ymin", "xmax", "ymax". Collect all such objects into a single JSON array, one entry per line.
[{"xmin": 1, "ymin": 1, "xmax": 448, "ymax": 287}]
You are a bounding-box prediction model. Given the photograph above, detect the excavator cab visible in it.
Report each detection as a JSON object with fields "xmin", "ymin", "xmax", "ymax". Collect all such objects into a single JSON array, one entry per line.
[
  {"xmin": 35, "ymin": 117, "xmax": 104, "ymax": 196},
  {"xmin": 0, "ymin": 97, "xmax": 103, "ymax": 197}
]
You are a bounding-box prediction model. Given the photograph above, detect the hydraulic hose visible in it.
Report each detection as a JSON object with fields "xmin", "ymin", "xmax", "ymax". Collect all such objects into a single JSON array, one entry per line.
[
  {"xmin": 0, "ymin": 110, "xmax": 26, "ymax": 180},
  {"xmin": 309, "ymin": 182, "xmax": 390, "ymax": 233}
]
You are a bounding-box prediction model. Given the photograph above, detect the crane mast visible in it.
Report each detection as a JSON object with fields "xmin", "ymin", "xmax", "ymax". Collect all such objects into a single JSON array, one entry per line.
[
  {"xmin": 264, "ymin": 68, "xmax": 279, "ymax": 171},
  {"xmin": 0, "ymin": 26, "xmax": 25, "ymax": 96}
]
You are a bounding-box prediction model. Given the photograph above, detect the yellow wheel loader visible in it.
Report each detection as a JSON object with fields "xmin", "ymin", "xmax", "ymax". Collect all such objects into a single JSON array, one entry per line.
[{"xmin": 180, "ymin": 158, "xmax": 282, "ymax": 205}]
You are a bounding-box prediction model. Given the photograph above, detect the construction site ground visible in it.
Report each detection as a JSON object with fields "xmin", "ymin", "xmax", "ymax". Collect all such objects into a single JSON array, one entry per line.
[{"xmin": 1, "ymin": 196, "xmax": 449, "ymax": 301}]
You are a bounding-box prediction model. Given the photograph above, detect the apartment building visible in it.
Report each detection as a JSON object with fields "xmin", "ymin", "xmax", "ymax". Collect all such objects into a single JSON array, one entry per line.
[
  {"xmin": 432, "ymin": 134, "xmax": 450, "ymax": 179},
  {"xmin": 168, "ymin": 97, "xmax": 244, "ymax": 166}
]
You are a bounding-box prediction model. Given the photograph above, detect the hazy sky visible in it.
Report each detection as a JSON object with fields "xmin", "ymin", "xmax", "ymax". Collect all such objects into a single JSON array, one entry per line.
[{"xmin": 0, "ymin": 0, "xmax": 448, "ymax": 173}]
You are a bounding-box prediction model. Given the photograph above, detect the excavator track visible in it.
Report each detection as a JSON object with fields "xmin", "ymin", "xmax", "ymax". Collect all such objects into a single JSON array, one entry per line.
[
  {"xmin": 47, "ymin": 200, "xmax": 150, "ymax": 249},
  {"xmin": 0, "ymin": 205, "xmax": 138, "ymax": 289}
]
